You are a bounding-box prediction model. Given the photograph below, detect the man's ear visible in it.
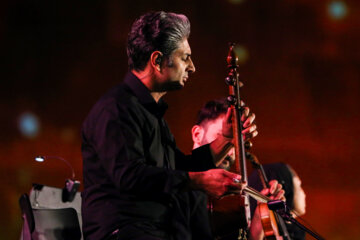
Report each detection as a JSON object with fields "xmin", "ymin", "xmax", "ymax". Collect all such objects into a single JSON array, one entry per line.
[
  {"xmin": 150, "ymin": 51, "xmax": 163, "ymax": 71},
  {"xmin": 191, "ymin": 125, "xmax": 204, "ymax": 146}
]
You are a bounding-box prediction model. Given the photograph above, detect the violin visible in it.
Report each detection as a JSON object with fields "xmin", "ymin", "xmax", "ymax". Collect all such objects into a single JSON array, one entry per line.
[
  {"xmin": 225, "ymin": 42, "xmax": 252, "ymax": 230},
  {"xmin": 209, "ymin": 44, "xmax": 290, "ymax": 240},
  {"xmin": 207, "ymin": 43, "xmax": 252, "ymax": 239},
  {"xmin": 247, "ymin": 153, "xmax": 291, "ymax": 240},
  {"xmin": 208, "ymin": 43, "xmax": 250, "ymax": 240}
]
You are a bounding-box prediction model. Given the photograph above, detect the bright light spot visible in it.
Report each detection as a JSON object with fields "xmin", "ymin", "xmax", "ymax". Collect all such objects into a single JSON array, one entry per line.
[
  {"xmin": 35, "ymin": 156, "xmax": 45, "ymax": 162},
  {"xmin": 328, "ymin": 1, "xmax": 348, "ymax": 20},
  {"xmin": 234, "ymin": 45, "xmax": 249, "ymax": 64},
  {"xmin": 18, "ymin": 112, "xmax": 40, "ymax": 138}
]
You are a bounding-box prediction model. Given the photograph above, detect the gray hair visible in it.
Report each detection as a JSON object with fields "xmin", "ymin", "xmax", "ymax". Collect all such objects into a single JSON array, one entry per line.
[{"xmin": 127, "ymin": 11, "xmax": 190, "ymax": 71}]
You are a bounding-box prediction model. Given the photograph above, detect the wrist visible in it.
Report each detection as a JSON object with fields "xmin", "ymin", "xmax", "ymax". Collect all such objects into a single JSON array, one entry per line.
[{"xmin": 188, "ymin": 171, "xmax": 203, "ymax": 190}]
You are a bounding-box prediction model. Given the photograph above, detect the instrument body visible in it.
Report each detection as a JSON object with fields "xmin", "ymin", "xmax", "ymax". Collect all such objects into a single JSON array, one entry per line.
[
  {"xmin": 259, "ymin": 203, "xmax": 282, "ymax": 240},
  {"xmin": 209, "ymin": 44, "xmax": 289, "ymax": 240},
  {"xmin": 208, "ymin": 44, "xmax": 250, "ymax": 240},
  {"xmin": 248, "ymin": 153, "xmax": 289, "ymax": 240},
  {"xmin": 226, "ymin": 43, "xmax": 252, "ymax": 229}
]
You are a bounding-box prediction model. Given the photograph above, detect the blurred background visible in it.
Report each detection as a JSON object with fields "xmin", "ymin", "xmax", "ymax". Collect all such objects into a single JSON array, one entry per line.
[{"xmin": 1, "ymin": 0, "xmax": 359, "ymax": 239}]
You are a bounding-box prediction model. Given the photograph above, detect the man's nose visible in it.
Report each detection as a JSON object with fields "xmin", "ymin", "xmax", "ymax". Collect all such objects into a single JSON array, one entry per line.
[{"xmin": 188, "ymin": 58, "xmax": 195, "ymax": 73}]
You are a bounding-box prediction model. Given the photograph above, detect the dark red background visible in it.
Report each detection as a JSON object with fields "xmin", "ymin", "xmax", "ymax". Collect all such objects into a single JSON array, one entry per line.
[{"xmin": 1, "ymin": 0, "xmax": 359, "ymax": 239}]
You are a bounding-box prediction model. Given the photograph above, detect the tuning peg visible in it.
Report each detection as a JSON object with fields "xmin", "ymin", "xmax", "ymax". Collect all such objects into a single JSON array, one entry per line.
[
  {"xmin": 245, "ymin": 141, "xmax": 253, "ymax": 150},
  {"xmin": 225, "ymin": 73, "xmax": 235, "ymax": 86},
  {"xmin": 227, "ymin": 95, "xmax": 237, "ymax": 106}
]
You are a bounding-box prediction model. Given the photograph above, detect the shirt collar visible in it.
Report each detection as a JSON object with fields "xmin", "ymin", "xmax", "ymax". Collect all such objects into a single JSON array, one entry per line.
[{"xmin": 124, "ymin": 71, "xmax": 168, "ymax": 118}]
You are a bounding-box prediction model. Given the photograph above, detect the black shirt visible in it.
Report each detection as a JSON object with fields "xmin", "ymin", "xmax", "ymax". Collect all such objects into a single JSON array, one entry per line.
[{"xmin": 81, "ymin": 72, "xmax": 215, "ymax": 240}]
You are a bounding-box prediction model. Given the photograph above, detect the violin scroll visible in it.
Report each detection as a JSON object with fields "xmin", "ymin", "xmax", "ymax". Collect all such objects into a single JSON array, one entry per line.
[{"xmin": 227, "ymin": 43, "xmax": 239, "ymax": 68}]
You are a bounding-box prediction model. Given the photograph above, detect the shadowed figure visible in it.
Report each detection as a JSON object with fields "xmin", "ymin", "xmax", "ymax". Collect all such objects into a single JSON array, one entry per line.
[{"xmin": 248, "ymin": 163, "xmax": 307, "ymax": 240}]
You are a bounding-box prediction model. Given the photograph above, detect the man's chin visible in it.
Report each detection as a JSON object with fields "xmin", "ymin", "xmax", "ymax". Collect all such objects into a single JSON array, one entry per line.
[{"xmin": 164, "ymin": 82, "xmax": 184, "ymax": 91}]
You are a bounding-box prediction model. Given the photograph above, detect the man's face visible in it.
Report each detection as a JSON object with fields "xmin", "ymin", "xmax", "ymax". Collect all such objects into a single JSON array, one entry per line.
[
  {"xmin": 200, "ymin": 115, "xmax": 224, "ymax": 146},
  {"xmin": 157, "ymin": 39, "xmax": 195, "ymax": 91}
]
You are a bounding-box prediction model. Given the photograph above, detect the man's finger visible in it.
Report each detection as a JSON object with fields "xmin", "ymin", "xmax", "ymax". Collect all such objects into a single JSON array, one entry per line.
[
  {"xmin": 243, "ymin": 113, "xmax": 256, "ymax": 128},
  {"xmin": 223, "ymin": 170, "xmax": 242, "ymax": 182},
  {"xmin": 223, "ymin": 171, "xmax": 247, "ymax": 190},
  {"xmin": 239, "ymin": 81, "xmax": 244, "ymax": 88},
  {"xmin": 246, "ymin": 130, "xmax": 258, "ymax": 139},
  {"xmin": 242, "ymin": 123, "xmax": 257, "ymax": 134},
  {"xmin": 241, "ymin": 107, "xmax": 250, "ymax": 121}
]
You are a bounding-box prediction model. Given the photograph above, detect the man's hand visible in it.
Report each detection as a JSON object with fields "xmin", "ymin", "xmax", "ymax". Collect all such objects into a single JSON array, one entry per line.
[
  {"xmin": 188, "ymin": 169, "xmax": 246, "ymax": 199},
  {"xmin": 210, "ymin": 104, "xmax": 257, "ymax": 167},
  {"xmin": 222, "ymin": 106, "xmax": 258, "ymax": 141},
  {"xmin": 260, "ymin": 180, "xmax": 285, "ymax": 201},
  {"xmin": 241, "ymin": 106, "xmax": 258, "ymax": 141}
]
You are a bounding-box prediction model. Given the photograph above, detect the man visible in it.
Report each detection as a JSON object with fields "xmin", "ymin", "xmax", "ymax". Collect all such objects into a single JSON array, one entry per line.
[
  {"xmin": 192, "ymin": 98, "xmax": 285, "ymax": 239},
  {"xmin": 192, "ymin": 98, "xmax": 257, "ymax": 170},
  {"xmin": 81, "ymin": 12, "xmax": 257, "ymax": 240}
]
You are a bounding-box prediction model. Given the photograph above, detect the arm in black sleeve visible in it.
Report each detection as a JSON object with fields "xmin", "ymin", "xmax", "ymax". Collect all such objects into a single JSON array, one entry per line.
[
  {"xmin": 175, "ymin": 144, "xmax": 216, "ymax": 172},
  {"xmin": 87, "ymin": 101, "xmax": 189, "ymax": 196}
]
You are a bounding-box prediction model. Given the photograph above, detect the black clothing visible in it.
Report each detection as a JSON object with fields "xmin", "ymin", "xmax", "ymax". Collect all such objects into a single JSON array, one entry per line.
[
  {"xmin": 81, "ymin": 72, "xmax": 215, "ymax": 240},
  {"xmin": 248, "ymin": 163, "xmax": 306, "ymax": 240},
  {"xmin": 249, "ymin": 163, "xmax": 294, "ymax": 211}
]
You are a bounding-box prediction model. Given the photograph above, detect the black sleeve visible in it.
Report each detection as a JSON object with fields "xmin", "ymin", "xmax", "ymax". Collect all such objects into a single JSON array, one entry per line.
[
  {"xmin": 88, "ymin": 102, "xmax": 190, "ymax": 196},
  {"xmin": 175, "ymin": 144, "xmax": 217, "ymax": 172}
]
